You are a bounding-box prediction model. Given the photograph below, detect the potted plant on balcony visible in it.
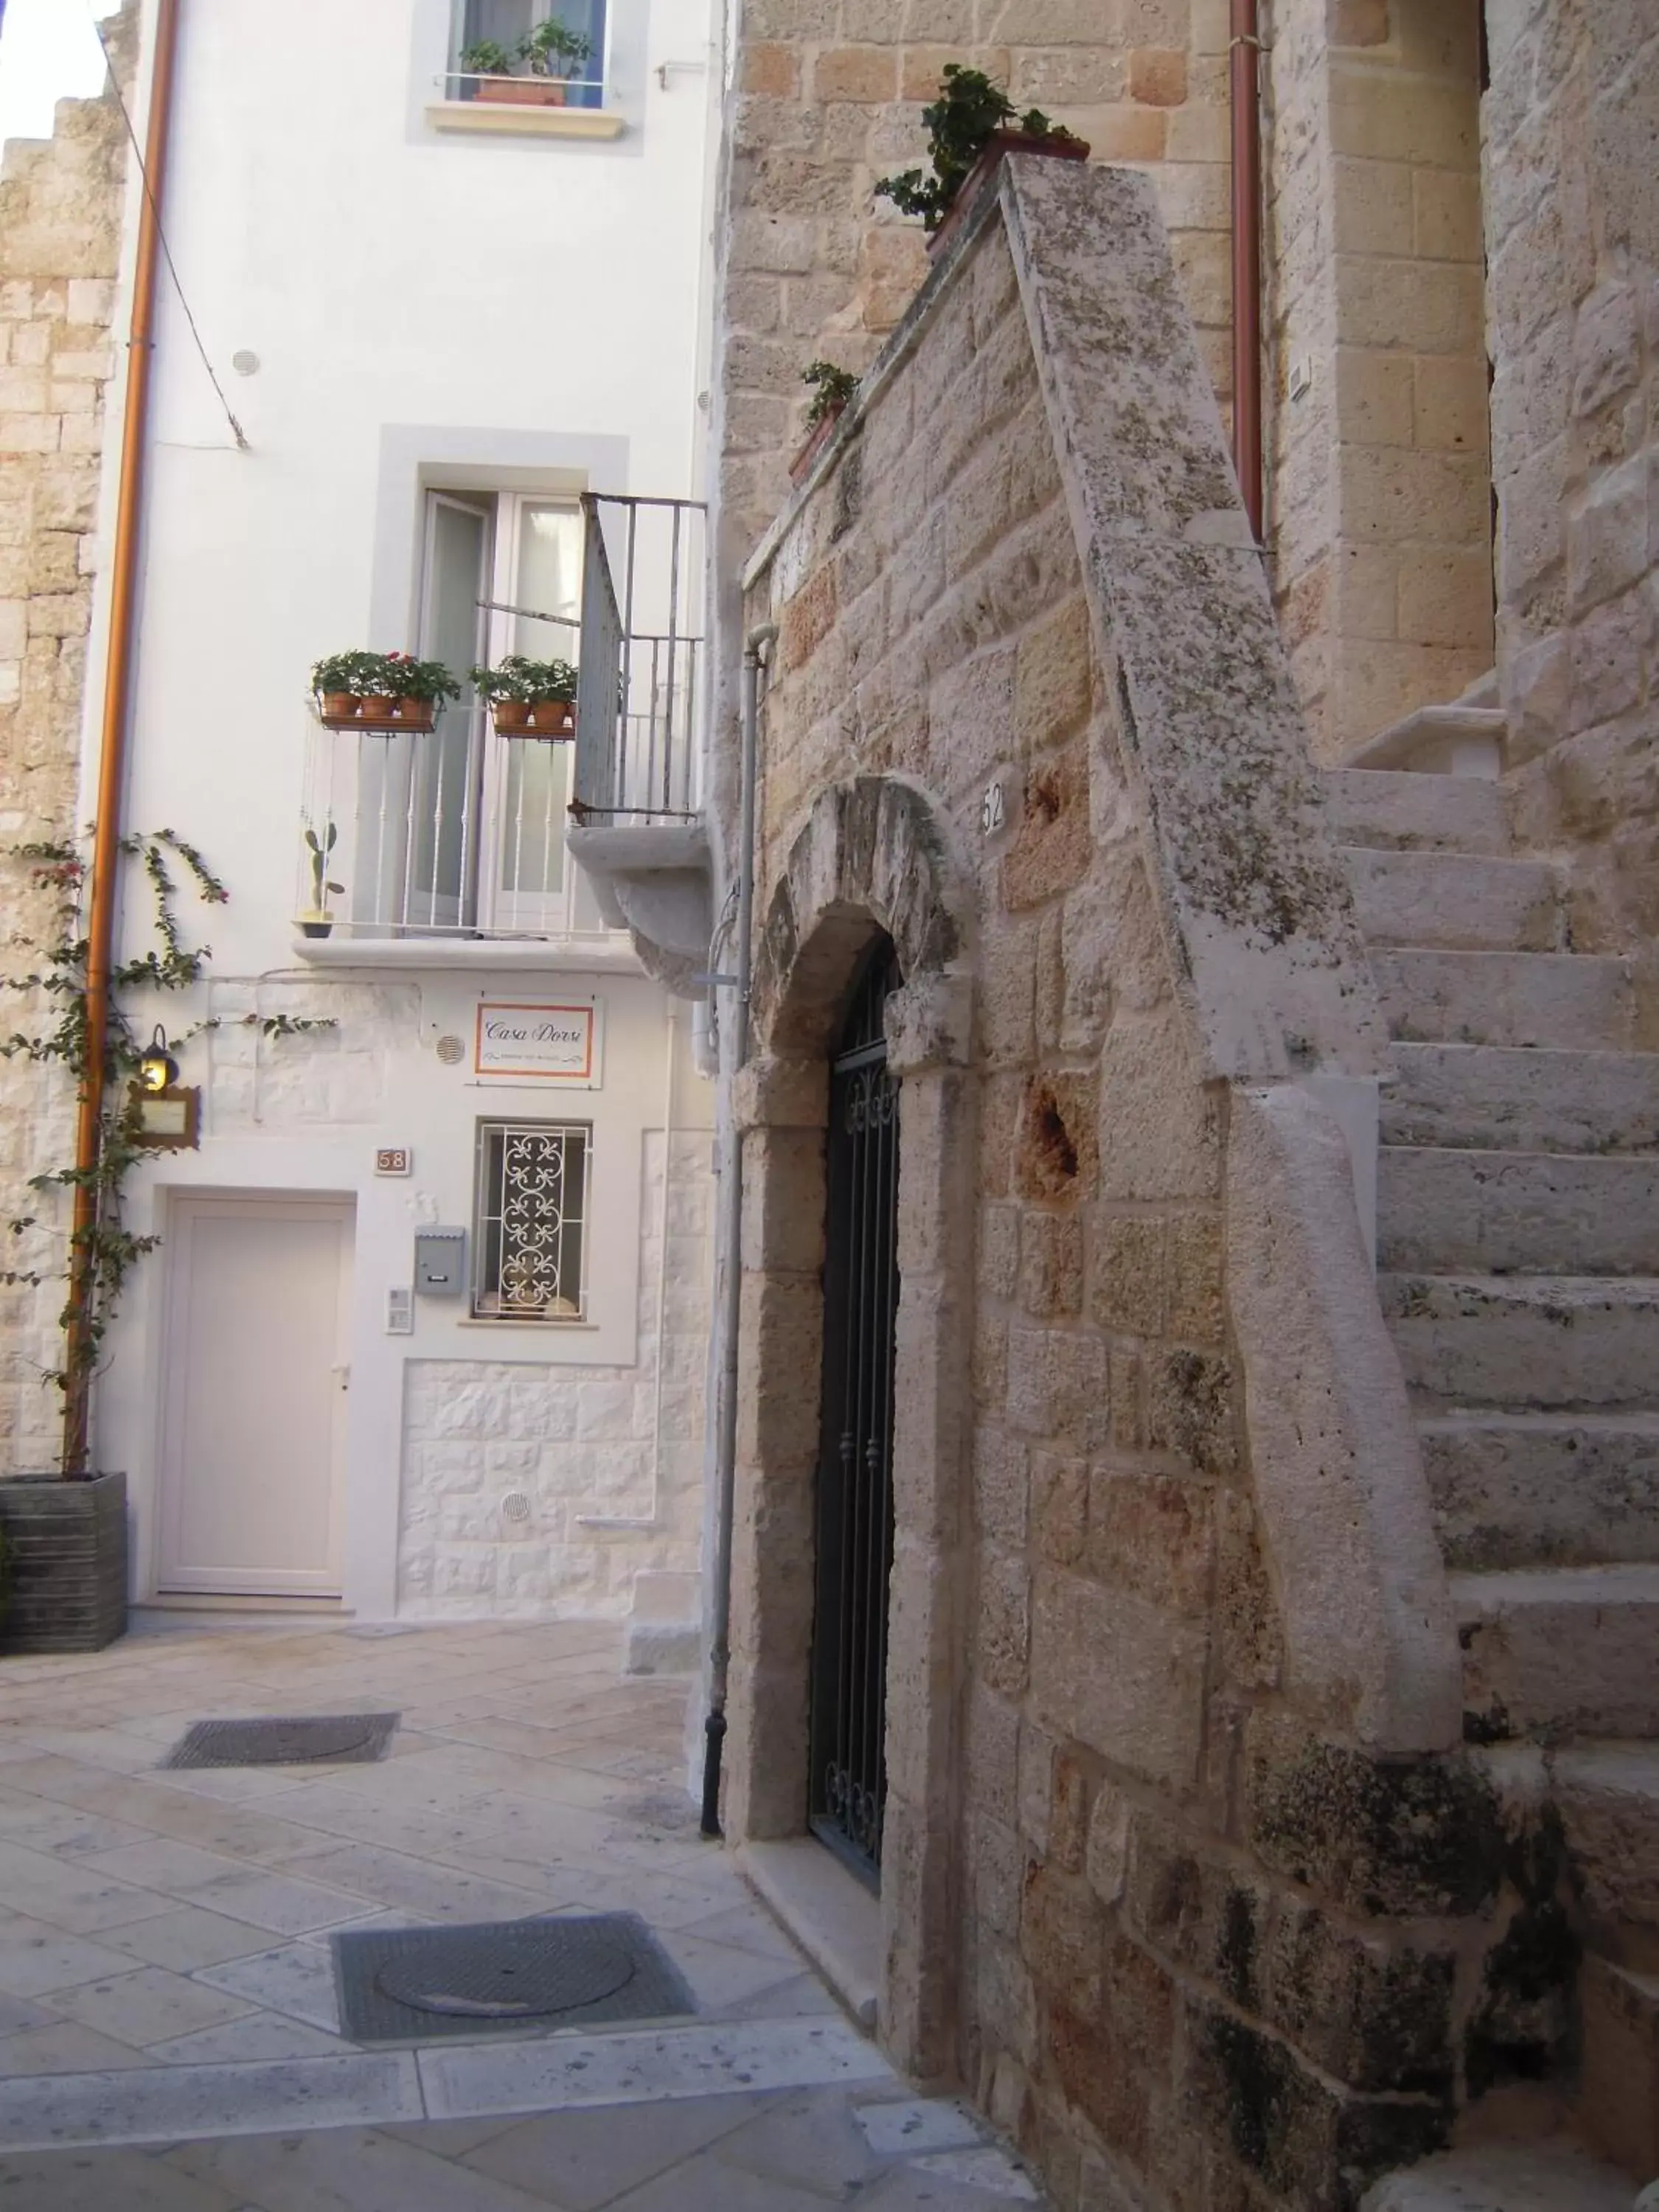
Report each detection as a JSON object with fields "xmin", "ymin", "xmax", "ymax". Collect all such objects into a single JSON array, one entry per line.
[
  {"xmin": 521, "ymin": 16, "xmax": 592, "ymax": 102},
  {"xmin": 472, "ymin": 655, "xmax": 579, "ymax": 737},
  {"xmin": 791, "ymin": 360, "xmax": 860, "ymax": 485},
  {"xmin": 297, "ymin": 822, "xmax": 345, "ymax": 939},
  {"xmin": 874, "ymin": 65, "xmax": 1088, "ymax": 257},
  {"xmin": 384, "ymin": 654, "xmax": 460, "ymax": 731},
  {"xmin": 312, "ymin": 650, "xmax": 384, "ymax": 726}
]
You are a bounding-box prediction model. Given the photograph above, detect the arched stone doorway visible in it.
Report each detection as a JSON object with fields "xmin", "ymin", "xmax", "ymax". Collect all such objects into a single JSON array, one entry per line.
[{"xmin": 727, "ymin": 776, "xmax": 972, "ymax": 2078}]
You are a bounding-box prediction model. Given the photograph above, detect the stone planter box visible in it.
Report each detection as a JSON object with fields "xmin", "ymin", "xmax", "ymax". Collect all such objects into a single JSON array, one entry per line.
[{"xmin": 0, "ymin": 1472, "xmax": 128, "ymax": 1654}]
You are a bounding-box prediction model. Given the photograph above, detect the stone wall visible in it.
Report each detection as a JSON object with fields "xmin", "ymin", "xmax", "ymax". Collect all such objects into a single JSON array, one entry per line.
[
  {"xmin": 1265, "ymin": 0, "xmax": 1492, "ymax": 760},
  {"xmin": 0, "ymin": 13, "xmax": 135, "ymax": 1473},
  {"xmin": 726, "ymin": 160, "xmax": 1549, "ymax": 2212},
  {"xmin": 716, "ymin": 0, "xmax": 1236, "ymax": 565},
  {"xmin": 398, "ymin": 1130, "xmax": 712, "ymax": 1618},
  {"xmin": 1486, "ymin": 1, "xmax": 1659, "ymax": 947}
]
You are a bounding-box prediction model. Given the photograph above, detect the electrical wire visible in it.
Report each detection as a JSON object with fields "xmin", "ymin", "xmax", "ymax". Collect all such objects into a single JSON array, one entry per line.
[{"xmin": 90, "ymin": 5, "xmax": 248, "ymax": 452}]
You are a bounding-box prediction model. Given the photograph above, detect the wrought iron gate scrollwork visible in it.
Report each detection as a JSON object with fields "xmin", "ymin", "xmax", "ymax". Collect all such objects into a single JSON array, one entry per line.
[{"xmin": 808, "ymin": 942, "xmax": 902, "ymax": 1889}]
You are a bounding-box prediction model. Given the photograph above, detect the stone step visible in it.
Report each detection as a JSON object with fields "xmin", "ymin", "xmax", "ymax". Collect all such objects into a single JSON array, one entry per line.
[
  {"xmin": 1453, "ymin": 1564, "xmax": 1659, "ymax": 1740},
  {"xmin": 1347, "ymin": 702, "xmax": 1507, "ymax": 776},
  {"xmin": 1343, "ymin": 848, "xmax": 1563, "ymax": 953},
  {"xmin": 1423, "ymin": 1412, "xmax": 1659, "ymax": 1571},
  {"xmin": 1382, "ymin": 1273, "xmax": 1659, "ymax": 1410},
  {"xmin": 1579, "ymin": 1952, "xmax": 1659, "ymax": 2179},
  {"xmin": 1378, "ymin": 1150, "xmax": 1659, "ymax": 1275},
  {"xmin": 1371, "ymin": 950, "xmax": 1642, "ymax": 1051},
  {"xmin": 1324, "ymin": 768, "xmax": 1512, "ymax": 857},
  {"xmin": 1551, "ymin": 1742, "xmax": 1659, "ymax": 1964},
  {"xmin": 1382, "ymin": 1044, "xmax": 1659, "ymax": 1155},
  {"xmin": 1360, "ymin": 2142, "xmax": 1632, "ymax": 2211}
]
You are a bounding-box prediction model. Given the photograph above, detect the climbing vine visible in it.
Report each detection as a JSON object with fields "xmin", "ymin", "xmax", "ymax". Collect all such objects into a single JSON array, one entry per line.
[{"xmin": 1, "ymin": 830, "xmax": 335, "ymax": 1463}]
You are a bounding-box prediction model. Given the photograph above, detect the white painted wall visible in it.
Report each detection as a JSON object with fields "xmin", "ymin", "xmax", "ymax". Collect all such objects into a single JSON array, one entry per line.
[{"xmin": 86, "ymin": 0, "xmax": 720, "ymax": 1624}]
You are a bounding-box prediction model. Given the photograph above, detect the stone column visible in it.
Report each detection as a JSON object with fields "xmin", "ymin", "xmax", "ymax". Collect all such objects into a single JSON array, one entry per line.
[
  {"xmin": 726, "ymin": 1052, "xmax": 827, "ymax": 1843},
  {"xmin": 880, "ymin": 972, "xmax": 975, "ymax": 2081}
]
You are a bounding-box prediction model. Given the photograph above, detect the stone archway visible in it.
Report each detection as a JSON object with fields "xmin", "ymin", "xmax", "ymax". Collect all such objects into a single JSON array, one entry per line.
[{"xmin": 728, "ymin": 776, "xmax": 973, "ymax": 2079}]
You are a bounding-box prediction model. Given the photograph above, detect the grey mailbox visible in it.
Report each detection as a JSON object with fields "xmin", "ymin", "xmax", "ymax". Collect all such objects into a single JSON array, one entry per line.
[{"xmin": 414, "ymin": 1227, "xmax": 467, "ymax": 1297}]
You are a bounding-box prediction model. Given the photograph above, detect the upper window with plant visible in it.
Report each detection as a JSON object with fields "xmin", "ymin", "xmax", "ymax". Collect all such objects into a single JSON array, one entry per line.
[{"xmin": 455, "ymin": 1, "xmax": 605, "ymax": 110}]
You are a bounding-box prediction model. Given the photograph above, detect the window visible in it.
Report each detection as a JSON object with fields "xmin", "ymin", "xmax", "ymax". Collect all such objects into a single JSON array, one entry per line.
[
  {"xmin": 455, "ymin": 0, "xmax": 608, "ymax": 108},
  {"xmin": 472, "ymin": 1119, "xmax": 590, "ymax": 1321},
  {"xmin": 357, "ymin": 489, "xmax": 585, "ymax": 938}
]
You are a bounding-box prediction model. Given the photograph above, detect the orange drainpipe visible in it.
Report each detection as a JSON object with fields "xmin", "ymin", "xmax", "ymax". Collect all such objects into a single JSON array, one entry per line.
[
  {"xmin": 1230, "ymin": 0, "xmax": 1265, "ymax": 544},
  {"xmin": 63, "ymin": 0, "xmax": 184, "ymax": 1474}
]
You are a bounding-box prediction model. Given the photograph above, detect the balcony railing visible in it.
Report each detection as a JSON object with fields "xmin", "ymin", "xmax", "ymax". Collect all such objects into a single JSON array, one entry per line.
[
  {"xmin": 571, "ymin": 493, "xmax": 704, "ymax": 822},
  {"xmin": 295, "ymin": 492, "xmax": 703, "ymax": 945}
]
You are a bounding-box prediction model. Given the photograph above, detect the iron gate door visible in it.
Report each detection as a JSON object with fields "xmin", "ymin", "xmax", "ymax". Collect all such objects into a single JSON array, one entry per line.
[{"xmin": 808, "ymin": 942, "xmax": 902, "ymax": 1889}]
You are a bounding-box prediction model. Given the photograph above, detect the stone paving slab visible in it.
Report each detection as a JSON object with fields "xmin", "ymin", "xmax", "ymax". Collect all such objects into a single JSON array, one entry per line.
[{"xmin": 0, "ymin": 1618, "xmax": 1053, "ymax": 2208}]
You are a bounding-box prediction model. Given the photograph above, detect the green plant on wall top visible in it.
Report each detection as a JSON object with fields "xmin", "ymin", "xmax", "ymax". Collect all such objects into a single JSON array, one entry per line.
[
  {"xmin": 0, "ymin": 832, "xmax": 335, "ymax": 1469},
  {"xmin": 874, "ymin": 64, "xmax": 1082, "ymax": 232},
  {"xmin": 802, "ymin": 361, "xmax": 859, "ymax": 428},
  {"xmin": 521, "ymin": 17, "xmax": 592, "ymax": 77}
]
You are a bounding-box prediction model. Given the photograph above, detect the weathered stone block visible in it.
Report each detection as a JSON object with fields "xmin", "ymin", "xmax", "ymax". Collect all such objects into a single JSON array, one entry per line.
[
  {"xmin": 1021, "ymin": 1861, "xmax": 1106, "ymax": 2014},
  {"xmin": 1020, "ymin": 1209, "xmax": 1083, "ymax": 1317},
  {"xmin": 1006, "ymin": 1324, "xmax": 1109, "ymax": 1448},
  {"xmin": 1015, "ymin": 1071, "xmax": 1101, "ymax": 1203},
  {"xmin": 1568, "ymin": 453, "xmax": 1649, "ymax": 616},
  {"xmin": 1247, "ymin": 1732, "xmax": 1506, "ymax": 1918},
  {"xmin": 1031, "ymin": 1565, "xmax": 1207, "ymax": 1789},
  {"xmin": 1032, "ymin": 1447, "xmax": 1087, "ymax": 1566},
  {"xmin": 1088, "ymin": 1467, "xmax": 1215, "ymax": 1615}
]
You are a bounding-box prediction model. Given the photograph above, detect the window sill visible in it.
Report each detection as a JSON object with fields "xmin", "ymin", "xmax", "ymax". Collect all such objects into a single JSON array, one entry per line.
[
  {"xmin": 425, "ymin": 100, "xmax": 625, "ymax": 141},
  {"xmin": 291, "ymin": 933, "xmax": 642, "ymax": 974}
]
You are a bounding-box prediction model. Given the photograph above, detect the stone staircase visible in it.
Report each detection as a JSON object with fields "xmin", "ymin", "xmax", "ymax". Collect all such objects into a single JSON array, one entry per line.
[{"xmin": 1327, "ymin": 694, "xmax": 1659, "ymax": 2206}]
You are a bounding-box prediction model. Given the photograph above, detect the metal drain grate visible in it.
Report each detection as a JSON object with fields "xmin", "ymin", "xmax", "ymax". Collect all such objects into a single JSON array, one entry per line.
[
  {"xmin": 332, "ymin": 1913, "xmax": 695, "ymax": 2045},
  {"xmin": 164, "ymin": 1714, "xmax": 400, "ymax": 1769}
]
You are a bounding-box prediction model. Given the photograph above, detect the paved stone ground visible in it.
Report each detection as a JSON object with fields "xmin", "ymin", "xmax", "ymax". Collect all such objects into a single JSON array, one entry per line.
[{"xmin": 0, "ymin": 1615, "xmax": 1045, "ymax": 2208}]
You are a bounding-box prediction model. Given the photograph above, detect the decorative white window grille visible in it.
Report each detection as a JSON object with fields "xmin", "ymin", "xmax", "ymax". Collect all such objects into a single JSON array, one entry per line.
[{"xmin": 472, "ymin": 1119, "xmax": 590, "ymax": 1321}]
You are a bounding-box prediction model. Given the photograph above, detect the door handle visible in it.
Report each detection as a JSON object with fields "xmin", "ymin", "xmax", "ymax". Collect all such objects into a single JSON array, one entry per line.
[{"xmin": 331, "ymin": 1363, "xmax": 350, "ymax": 1392}]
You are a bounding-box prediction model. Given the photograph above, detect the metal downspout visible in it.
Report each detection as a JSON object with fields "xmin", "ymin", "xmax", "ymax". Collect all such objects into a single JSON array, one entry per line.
[
  {"xmin": 1230, "ymin": 0, "xmax": 1265, "ymax": 545},
  {"xmin": 63, "ymin": 0, "xmax": 184, "ymax": 1472},
  {"xmin": 700, "ymin": 619, "xmax": 776, "ymax": 1838}
]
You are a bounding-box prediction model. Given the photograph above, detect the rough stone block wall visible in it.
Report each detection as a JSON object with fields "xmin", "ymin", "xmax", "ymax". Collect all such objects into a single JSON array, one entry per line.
[
  {"xmin": 397, "ymin": 1129, "xmax": 712, "ymax": 1618},
  {"xmin": 1486, "ymin": 1, "xmax": 1659, "ymax": 947},
  {"xmin": 735, "ymin": 179, "xmax": 1563, "ymax": 2210},
  {"xmin": 1266, "ymin": 0, "xmax": 1492, "ymax": 760},
  {"xmin": 0, "ymin": 16, "xmax": 134, "ymax": 1472},
  {"xmin": 718, "ymin": 0, "xmax": 1235, "ymax": 559}
]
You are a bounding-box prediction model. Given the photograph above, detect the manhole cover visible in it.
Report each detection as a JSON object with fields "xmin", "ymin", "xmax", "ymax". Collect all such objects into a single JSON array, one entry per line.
[
  {"xmin": 165, "ymin": 1714, "xmax": 400, "ymax": 1769},
  {"xmin": 333, "ymin": 1913, "xmax": 695, "ymax": 2044}
]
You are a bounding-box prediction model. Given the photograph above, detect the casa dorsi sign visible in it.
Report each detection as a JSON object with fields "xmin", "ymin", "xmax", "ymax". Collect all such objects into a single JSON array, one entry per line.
[{"xmin": 473, "ymin": 1001, "xmax": 602, "ymax": 1085}]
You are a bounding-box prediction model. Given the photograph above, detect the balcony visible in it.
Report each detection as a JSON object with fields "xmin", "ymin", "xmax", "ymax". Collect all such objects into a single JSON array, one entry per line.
[{"xmin": 296, "ymin": 493, "xmax": 706, "ymax": 981}]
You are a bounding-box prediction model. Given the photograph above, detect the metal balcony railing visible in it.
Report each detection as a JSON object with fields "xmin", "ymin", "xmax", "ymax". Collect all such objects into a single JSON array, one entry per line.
[
  {"xmin": 295, "ymin": 491, "xmax": 703, "ymax": 945},
  {"xmin": 572, "ymin": 493, "xmax": 704, "ymax": 822}
]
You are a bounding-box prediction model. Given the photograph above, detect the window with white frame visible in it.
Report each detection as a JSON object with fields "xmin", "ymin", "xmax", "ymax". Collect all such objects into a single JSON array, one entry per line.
[
  {"xmin": 358, "ymin": 488, "xmax": 586, "ymax": 939},
  {"xmin": 473, "ymin": 1119, "xmax": 591, "ymax": 1321},
  {"xmin": 454, "ymin": 0, "xmax": 608, "ymax": 107}
]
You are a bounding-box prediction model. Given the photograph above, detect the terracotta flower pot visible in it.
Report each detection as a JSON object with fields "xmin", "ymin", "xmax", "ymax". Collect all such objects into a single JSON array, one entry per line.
[
  {"xmin": 394, "ymin": 696, "xmax": 436, "ymax": 730},
  {"xmin": 527, "ymin": 698, "xmax": 575, "ymax": 736},
  {"xmin": 358, "ymin": 696, "xmax": 398, "ymax": 726},
  {"xmin": 790, "ymin": 402, "xmax": 846, "ymax": 487},
  {"xmin": 493, "ymin": 700, "xmax": 532, "ymax": 734},
  {"xmin": 927, "ymin": 131, "xmax": 1091, "ymax": 260},
  {"xmin": 478, "ymin": 77, "xmax": 565, "ymax": 105},
  {"xmin": 318, "ymin": 690, "xmax": 361, "ymax": 723}
]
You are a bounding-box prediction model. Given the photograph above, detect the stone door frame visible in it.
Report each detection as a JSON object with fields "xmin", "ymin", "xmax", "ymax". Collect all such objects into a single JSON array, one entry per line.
[{"xmin": 726, "ymin": 776, "xmax": 974, "ymax": 2079}]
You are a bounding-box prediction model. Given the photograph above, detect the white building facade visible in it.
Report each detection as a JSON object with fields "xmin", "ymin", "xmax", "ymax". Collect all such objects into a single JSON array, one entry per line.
[{"xmin": 80, "ymin": 0, "xmax": 722, "ymax": 1644}]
